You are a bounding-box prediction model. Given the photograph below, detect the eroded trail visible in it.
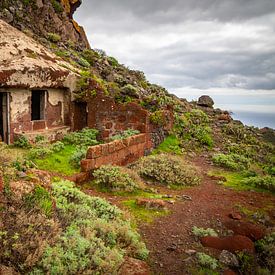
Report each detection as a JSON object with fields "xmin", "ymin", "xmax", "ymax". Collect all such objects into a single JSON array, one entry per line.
[{"xmin": 136, "ymin": 157, "xmax": 275, "ymax": 275}]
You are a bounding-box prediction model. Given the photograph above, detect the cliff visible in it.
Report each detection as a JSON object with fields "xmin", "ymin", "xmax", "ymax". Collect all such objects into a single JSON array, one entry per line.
[{"xmin": 0, "ymin": 0, "xmax": 89, "ymax": 50}]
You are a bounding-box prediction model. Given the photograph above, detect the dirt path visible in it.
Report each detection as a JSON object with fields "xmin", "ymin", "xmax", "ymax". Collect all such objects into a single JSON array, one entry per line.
[
  {"xmin": 137, "ymin": 157, "xmax": 275, "ymax": 274},
  {"xmin": 84, "ymin": 156, "xmax": 275, "ymax": 275}
]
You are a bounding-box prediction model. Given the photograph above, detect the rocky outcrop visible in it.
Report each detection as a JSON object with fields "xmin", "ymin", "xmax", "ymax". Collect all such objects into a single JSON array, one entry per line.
[
  {"xmin": 0, "ymin": 0, "xmax": 89, "ymax": 50},
  {"xmin": 0, "ymin": 19, "xmax": 78, "ymax": 90},
  {"xmin": 197, "ymin": 95, "xmax": 214, "ymax": 108}
]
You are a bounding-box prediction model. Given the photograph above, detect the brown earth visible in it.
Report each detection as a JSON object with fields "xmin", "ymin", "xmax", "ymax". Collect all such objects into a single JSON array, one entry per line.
[{"xmin": 84, "ymin": 155, "xmax": 275, "ymax": 275}]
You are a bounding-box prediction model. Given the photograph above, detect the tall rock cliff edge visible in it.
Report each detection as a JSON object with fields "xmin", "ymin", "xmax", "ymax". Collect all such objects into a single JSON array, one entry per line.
[{"xmin": 0, "ymin": 0, "xmax": 90, "ymax": 50}]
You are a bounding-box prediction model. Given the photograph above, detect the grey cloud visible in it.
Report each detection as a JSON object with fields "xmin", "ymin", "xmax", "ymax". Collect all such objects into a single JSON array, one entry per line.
[{"xmin": 75, "ymin": 0, "xmax": 275, "ymax": 92}]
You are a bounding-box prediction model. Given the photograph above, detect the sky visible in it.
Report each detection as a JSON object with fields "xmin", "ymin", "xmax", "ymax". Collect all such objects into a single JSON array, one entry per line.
[{"xmin": 75, "ymin": 0, "xmax": 275, "ymax": 128}]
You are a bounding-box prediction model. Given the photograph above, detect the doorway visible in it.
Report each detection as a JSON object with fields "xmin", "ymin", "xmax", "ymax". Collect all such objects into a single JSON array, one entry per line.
[
  {"xmin": 0, "ymin": 92, "xmax": 8, "ymax": 143},
  {"xmin": 73, "ymin": 102, "xmax": 88, "ymax": 131}
]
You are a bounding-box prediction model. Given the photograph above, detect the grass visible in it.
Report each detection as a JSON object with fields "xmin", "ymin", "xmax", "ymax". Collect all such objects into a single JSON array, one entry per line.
[
  {"xmin": 33, "ymin": 145, "xmax": 80, "ymax": 176},
  {"xmin": 0, "ymin": 145, "xmax": 28, "ymax": 162},
  {"xmin": 152, "ymin": 135, "xmax": 182, "ymax": 155},
  {"xmin": 122, "ymin": 199, "xmax": 170, "ymax": 223},
  {"xmin": 208, "ymin": 169, "xmax": 272, "ymax": 193}
]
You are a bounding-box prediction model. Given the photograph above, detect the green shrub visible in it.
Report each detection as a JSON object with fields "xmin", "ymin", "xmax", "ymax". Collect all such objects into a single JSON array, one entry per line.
[
  {"xmin": 51, "ymin": 0, "xmax": 63, "ymax": 13},
  {"xmin": 63, "ymin": 128, "xmax": 99, "ymax": 147},
  {"xmin": 34, "ymin": 135, "xmax": 45, "ymax": 143},
  {"xmin": 108, "ymin": 56, "xmax": 119, "ymax": 67},
  {"xmin": 93, "ymin": 165, "xmax": 142, "ymax": 192},
  {"xmin": 110, "ymin": 129, "xmax": 140, "ymax": 141},
  {"xmin": 33, "ymin": 180, "xmax": 148, "ymax": 273},
  {"xmin": 24, "ymin": 185, "xmax": 53, "ymax": 217},
  {"xmin": 134, "ymin": 154, "xmax": 201, "ymax": 187},
  {"xmin": 197, "ymin": 253, "xmax": 219, "ymax": 270},
  {"xmin": 120, "ymin": 84, "xmax": 139, "ymax": 98},
  {"xmin": 77, "ymin": 57, "xmax": 90, "ymax": 68},
  {"xmin": 186, "ymin": 109, "xmax": 209, "ymax": 125},
  {"xmin": 14, "ymin": 135, "xmax": 31, "ymax": 148},
  {"xmin": 255, "ymin": 232, "xmax": 275, "ymax": 271},
  {"xmin": 150, "ymin": 110, "xmax": 165, "ymax": 126},
  {"xmin": 212, "ymin": 153, "xmax": 250, "ymax": 171},
  {"xmin": 29, "ymin": 147, "xmax": 53, "ymax": 159},
  {"xmin": 192, "ymin": 226, "xmax": 218, "ymax": 238},
  {"xmin": 47, "ymin": 32, "xmax": 61, "ymax": 43},
  {"xmin": 12, "ymin": 159, "xmax": 35, "ymax": 172},
  {"xmin": 69, "ymin": 147, "xmax": 87, "ymax": 168},
  {"xmin": 241, "ymin": 176, "xmax": 275, "ymax": 192},
  {"xmin": 51, "ymin": 141, "xmax": 65, "ymax": 153}
]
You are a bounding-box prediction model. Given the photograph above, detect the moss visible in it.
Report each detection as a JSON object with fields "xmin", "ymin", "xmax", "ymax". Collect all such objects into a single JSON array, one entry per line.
[
  {"xmin": 33, "ymin": 144, "xmax": 80, "ymax": 176},
  {"xmin": 123, "ymin": 199, "xmax": 170, "ymax": 223},
  {"xmin": 152, "ymin": 135, "xmax": 182, "ymax": 155}
]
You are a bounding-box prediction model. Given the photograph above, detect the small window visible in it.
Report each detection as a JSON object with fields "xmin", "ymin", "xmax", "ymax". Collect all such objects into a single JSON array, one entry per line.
[{"xmin": 31, "ymin": 90, "xmax": 45, "ymax": 121}]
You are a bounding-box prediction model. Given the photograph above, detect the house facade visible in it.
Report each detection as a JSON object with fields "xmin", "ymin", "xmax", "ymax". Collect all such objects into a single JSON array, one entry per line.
[{"xmin": 0, "ymin": 19, "xmax": 78, "ymax": 143}]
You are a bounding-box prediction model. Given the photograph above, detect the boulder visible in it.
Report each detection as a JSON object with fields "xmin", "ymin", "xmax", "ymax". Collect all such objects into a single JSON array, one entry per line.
[
  {"xmin": 219, "ymin": 250, "xmax": 239, "ymax": 267},
  {"xmin": 201, "ymin": 235, "xmax": 255, "ymax": 253},
  {"xmin": 197, "ymin": 95, "xmax": 214, "ymax": 108},
  {"xmin": 228, "ymin": 213, "xmax": 242, "ymax": 220},
  {"xmin": 118, "ymin": 257, "xmax": 150, "ymax": 275},
  {"xmin": 224, "ymin": 220, "xmax": 265, "ymax": 241}
]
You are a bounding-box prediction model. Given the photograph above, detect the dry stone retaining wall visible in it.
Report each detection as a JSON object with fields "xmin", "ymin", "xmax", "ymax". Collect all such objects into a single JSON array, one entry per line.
[{"xmin": 81, "ymin": 133, "xmax": 151, "ymax": 173}]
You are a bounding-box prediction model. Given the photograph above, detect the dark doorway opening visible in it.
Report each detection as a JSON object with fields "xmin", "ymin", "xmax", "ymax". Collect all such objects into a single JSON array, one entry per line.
[
  {"xmin": 73, "ymin": 102, "xmax": 88, "ymax": 131},
  {"xmin": 31, "ymin": 91, "xmax": 45, "ymax": 121},
  {"xmin": 0, "ymin": 93, "xmax": 8, "ymax": 143}
]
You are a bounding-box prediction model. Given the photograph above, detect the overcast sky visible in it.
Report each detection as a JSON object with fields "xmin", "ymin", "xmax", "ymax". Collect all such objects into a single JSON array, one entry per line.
[{"xmin": 75, "ymin": 0, "xmax": 275, "ymax": 126}]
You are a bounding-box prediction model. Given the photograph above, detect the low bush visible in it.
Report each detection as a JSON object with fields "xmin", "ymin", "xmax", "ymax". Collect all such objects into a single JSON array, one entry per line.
[
  {"xmin": 255, "ymin": 232, "xmax": 275, "ymax": 271},
  {"xmin": 212, "ymin": 153, "xmax": 250, "ymax": 171},
  {"xmin": 47, "ymin": 32, "xmax": 61, "ymax": 43},
  {"xmin": 69, "ymin": 147, "xmax": 87, "ymax": 168},
  {"xmin": 110, "ymin": 129, "xmax": 140, "ymax": 141},
  {"xmin": 63, "ymin": 128, "xmax": 99, "ymax": 147},
  {"xmin": 241, "ymin": 176, "xmax": 275, "ymax": 192},
  {"xmin": 93, "ymin": 165, "xmax": 142, "ymax": 192},
  {"xmin": 192, "ymin": 226, "xmax": 218, "ymax": 238},
  {"xmin": 33, "ymin": 180, "xmax": 148, "ymax": 273},
  {"xmin": 197, "ymin": 253, "xmax": 219, "ymax": 270},
  {"xmin": 134, "ymin": 154, "xmax": 201, "ymax": 187},
  {"xmin": 13, "ymin": 135, "xmax": 31, "ymax": 148}
]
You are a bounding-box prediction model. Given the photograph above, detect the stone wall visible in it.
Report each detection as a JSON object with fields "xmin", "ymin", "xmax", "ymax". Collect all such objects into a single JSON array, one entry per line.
[{"xmin": 81, "ymin": 133, "xmax": 151, "ymax": 173}]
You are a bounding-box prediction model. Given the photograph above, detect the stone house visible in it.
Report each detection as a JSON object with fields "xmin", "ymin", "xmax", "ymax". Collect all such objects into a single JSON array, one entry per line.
[{"xmin": 0, "ymin": 19, "xmax": 77, "ymax": 143}]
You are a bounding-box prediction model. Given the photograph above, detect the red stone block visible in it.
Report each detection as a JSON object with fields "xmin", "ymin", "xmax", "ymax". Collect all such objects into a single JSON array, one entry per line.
[
  {"xmin": 114, "ymin": 140, "xmax": 125, "ymax": 151},
  {"xmin": 108, "ymin": 141, "xmax": 117, "ymax": 153},
  {"xmin": 32, "ymin": 120, "xmax": 46, "ymax": 131},
  {"xmin": 95, "ymin": 155, "xmax": 114, "ymax": 168},
  {"xmin": 81, "ymin": 159, "xmax": 95, "ymax": 172},
  {"xmin": 201, "ymin": 235, "xmax": 255, "ymax": 253},
  {"xmin": 122, "ymin": 138, "xmax": 130, "ymax": 147},
  {"xmin": 101, "ymin": 144, "xmax": 109, "ymax": 156},
  {"xmin": 129, "ymin": 136, "xmax": 138, "ymax": 146},
  {"xmin": 102, "ymin": 130, "xmax": 110, "ymax": 139},
  {"xmin": 86, "ymin": 145, "xmax": 102, "ymax": 159}
]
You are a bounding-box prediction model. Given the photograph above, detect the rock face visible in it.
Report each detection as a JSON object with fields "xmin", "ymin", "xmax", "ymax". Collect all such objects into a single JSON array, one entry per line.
[
  {"xmin": 0, "ymin": 0, "xmax": 89, "ymax": 49},
  {"xmin": 197, "ymin": 95, "xmax": 214, "ymax": 108},
  {"xmin": 201, "ymin": 235, "xmax": 255, "ymax": 253}
]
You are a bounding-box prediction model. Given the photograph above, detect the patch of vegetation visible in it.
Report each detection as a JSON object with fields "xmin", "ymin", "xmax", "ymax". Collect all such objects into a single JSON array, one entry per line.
[
  {"xmin": 13, "ymin": 135, "xmax": 31, "ymax": 148},
  {"xmin": 24, "ymin": 185, "xmax": 53, "ymax": 217},
  {"xmin": 47, "ymin": 32, "xmax": 61, "ymax": 43},
  {"xmin": 174, "ymin": 109, "xmax": 214, "ymax": 148},
  {"xmin": 0, "ymin": 180, "xmax": 148, "ymax": 273},
  {"xmin": 192, "ymin": 226, "xmax": 218, "ymax": 238},
  {"xmin": 236, "ymin": 251, "xmax": 255, "ymax": 274},
  {"xmin": 77, "ymin": 57, "xmax": 90, "ymax": 68},
  {"xmin": 123, "ymin": 199, "xmax": 169, "ymax": 223},
  {"xmin": 33, "ymin": 144, "xmax": 79, "ymax": 176},
  {"xmin": 51, "ymin": 0, "xmax": 63, "ymax": 13},
  {"xmin": 150, "ymin": 110, "xmax": 166, "ymax": 126},
  {"xmin": 134, "ymin": 154, "xmax": 201, "ymax": 187},
  {"xmin": 63, "ymin": 128, "xmax": 99, "ymax": 147},
  {"xmin": 69, "ymin": 146, "xmax": 87, "ymax": 168},
  {"xmin": 241, "ymin": 176, "xmax": 275, "ymax": 192},
  {"xmin": 212, "ymin": 153, "xmax": 250, "ymax": 171},
  {"xmin": 196, "ymin": 253, "xmax": 219, "ymax": 270},
  {"xmin": 93, "ymin": 165, "xmax": 143, "ymax": 192},
  {"xmin": 255, "ymin": 232, "xmax": 275, "ymax": 272},
  {"xmin": 152, "ymin": 135, "xmax": 182, "ymax": 155},
  {"xmin": 110, "ymin": 129, "xmax": 140, "ymax": 141},
  {"xmin": 108, "ymin": 56, "xmax": 119, "ymax": 67}
]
